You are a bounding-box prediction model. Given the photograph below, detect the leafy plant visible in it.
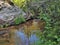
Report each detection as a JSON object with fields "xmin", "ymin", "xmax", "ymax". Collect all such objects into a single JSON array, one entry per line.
[{"xmin": 14, "ymin": 15, "xmax": 26, "ymax": 24}]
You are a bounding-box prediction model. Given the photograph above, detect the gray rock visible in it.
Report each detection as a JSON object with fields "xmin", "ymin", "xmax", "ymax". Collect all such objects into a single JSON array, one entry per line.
[{"xmin": 0, "ymin": 0, "xmax": 26, "ymax": 25}]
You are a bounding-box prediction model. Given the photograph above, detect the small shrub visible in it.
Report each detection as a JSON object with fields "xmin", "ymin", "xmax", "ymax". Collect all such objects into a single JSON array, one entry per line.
[{"xmin": 14, "ymin": 15, "xmax": 26, "ymax": 25}]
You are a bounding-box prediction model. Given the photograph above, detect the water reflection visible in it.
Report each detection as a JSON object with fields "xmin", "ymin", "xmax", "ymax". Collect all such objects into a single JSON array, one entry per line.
[
  {"xmin": 15, "ymin": 30, "xmax": 39, "ymax": 45},
  {"xmin": 29, "ymin": 34, "xmax": 39, "ymax": 44},
  {"xmin": 13, "ymin": 19, "xmax": 45, "ymax": 45}
]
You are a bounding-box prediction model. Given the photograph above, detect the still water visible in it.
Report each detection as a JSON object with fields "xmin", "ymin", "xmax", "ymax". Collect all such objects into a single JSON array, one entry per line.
[
  {"xmin": 14, "ymin": 19, "xmax": 45, "ymax": 45},
  {"xmin": 0, "ymin": 19, "xmax": 45, "ymax": 45}
]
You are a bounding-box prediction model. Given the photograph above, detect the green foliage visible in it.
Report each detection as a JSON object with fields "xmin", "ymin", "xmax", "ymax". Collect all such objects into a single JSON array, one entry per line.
[
  {"xmin": 24, "ymin": 0, "xmax": 60, "ymax": 45},
  {"xmin": 12, "ymin": 0, "xmax": 26, "ymax": 7},
  {"xmin": 0, "ymin": 24, "xmax": 9, "ymax": 28},
  {"xmin": 12, "ymin": 0, "xmax": 29, "ymax": 12},
  {"xmin": 14, "ymin": 15, "xmax": 26, "ymax": 24}
]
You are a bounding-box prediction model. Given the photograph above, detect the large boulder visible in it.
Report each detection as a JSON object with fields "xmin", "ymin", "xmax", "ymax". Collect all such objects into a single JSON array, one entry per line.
[{"xmin": 0, "ymin": 0, "xmax": 26, "ymax": 25}]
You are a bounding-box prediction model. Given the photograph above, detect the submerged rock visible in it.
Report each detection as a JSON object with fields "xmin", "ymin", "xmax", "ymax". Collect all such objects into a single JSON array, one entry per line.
[{"xmin": 0, "ymin": 0, "xmax": 26, "ymax": 25}]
